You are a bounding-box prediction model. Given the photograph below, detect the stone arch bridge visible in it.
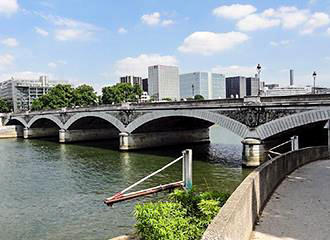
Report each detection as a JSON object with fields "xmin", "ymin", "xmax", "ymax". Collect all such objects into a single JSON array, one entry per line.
[{"xmin": 1, "ymin": 95, "xmax": 330, "ymax": 166}]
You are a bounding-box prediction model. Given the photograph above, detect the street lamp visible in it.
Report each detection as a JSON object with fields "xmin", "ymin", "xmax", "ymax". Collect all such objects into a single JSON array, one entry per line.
[
  {"xmin": 312, "ymin": 71, "xmax": 317, "ymax": 94},
  {"xmin": 257, "ymin": 64, "xmax": 262, "ymax": 96}
]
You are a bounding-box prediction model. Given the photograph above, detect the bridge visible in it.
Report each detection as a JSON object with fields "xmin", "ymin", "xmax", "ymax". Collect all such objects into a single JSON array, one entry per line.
[{"xmin": 1, "ymin": 94, "xmax": 330, "ymax": 167}]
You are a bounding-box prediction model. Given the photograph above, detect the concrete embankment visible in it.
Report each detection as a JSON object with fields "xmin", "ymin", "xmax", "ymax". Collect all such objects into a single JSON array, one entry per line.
[
  {"xmin": 0, "ymin": 125, "xmax": 23, "ymax": 138},
  {"xmin": 202, "ymin": 146, "xmax": 329, "ymax": 240}
]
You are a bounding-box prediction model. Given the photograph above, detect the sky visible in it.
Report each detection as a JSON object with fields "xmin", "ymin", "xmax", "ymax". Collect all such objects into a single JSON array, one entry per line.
[{"xmin": 1, "ymin": 0, "xmax": 330, "ymax": 92}]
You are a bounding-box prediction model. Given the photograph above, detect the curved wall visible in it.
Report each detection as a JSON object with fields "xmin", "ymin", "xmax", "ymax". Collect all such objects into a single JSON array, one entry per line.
[{"xmin": 202, "ymin": 146, "xmax": 329, "ymax": 240}]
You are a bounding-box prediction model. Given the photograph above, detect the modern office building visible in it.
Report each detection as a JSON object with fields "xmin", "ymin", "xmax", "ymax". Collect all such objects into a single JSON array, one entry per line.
[
  {"xmin": 226, "ymin": 76, "xmax": 259, "ymax": 98},
  {"xmin": 142, "ymin": 78, "xmax": 148, "ymax": 92},
  {"xmin": 120, "ymin": 75, "xmax": 143, "ymax": 86},
  {"xmin": 0, "ymin": 76, "xmax": 61, "ymax": 112},
  {"xmin": 180, "ymin": 72, "xmax": 225, "ymax": 100},
  {"xmin": 148, "ymin": 65, "xmax": 179, "ymax": 101}
]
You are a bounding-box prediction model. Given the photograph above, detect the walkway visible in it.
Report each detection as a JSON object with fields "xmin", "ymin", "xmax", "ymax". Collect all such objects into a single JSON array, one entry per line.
[{"xmin": 251, "ymin": 160, "xmax": 330, "ymax": 240}]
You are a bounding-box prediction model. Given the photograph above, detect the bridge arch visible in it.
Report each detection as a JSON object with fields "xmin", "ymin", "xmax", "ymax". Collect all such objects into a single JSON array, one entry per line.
[
  {"xmin": 63, "ymin": 112, "xmax": 126, "ymax": 132},
  {"xmin": 27, "ymin": 115, "xmax": 64, "ymax": 129},
  {"xmin": 256, "ymin": 109, "xmax": 330, "ymax": 140},
  {"xmin": 5, "ymin": 116, "xmax": 28, "ymax": 128},
  {"xmin": 126, "ymin": 110, "xmax": 250, "ymax": 138}
]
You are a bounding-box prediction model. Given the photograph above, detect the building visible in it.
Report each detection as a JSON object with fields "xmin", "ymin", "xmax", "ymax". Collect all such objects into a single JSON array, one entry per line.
[
  {"xmin": 142, "ymin": 78, "xmax": 148, "ymax": 92},
  {"xmin": 180, "ymin": 72, "xmax": 225, "ymax": 100},
  {"xmin": 140, "ymin": 92, "xmax": 150, "ymax": 103},
  {"xmin": 263, "ymin": 86, "xmax": 312, "ymax": 96},
  {"xmin": 0, "ymin": 76, "xmax": 61, "ymax": 112},
  {"xmin": 226, "ymin": 76, "xmax": 259, "ymax": 98},
  {"xmin": 148, "ymin": 65, "xmax": 179, "ymax": 101},
  {"xmin": 120, "ymin": 75, "xmax": 142, "ymax": 86}
]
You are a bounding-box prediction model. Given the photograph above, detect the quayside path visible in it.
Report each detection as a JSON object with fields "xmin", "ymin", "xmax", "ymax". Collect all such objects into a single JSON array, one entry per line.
[{"xmin": 251, "ymin": 160, "xmax": 330, "ymax": 240}]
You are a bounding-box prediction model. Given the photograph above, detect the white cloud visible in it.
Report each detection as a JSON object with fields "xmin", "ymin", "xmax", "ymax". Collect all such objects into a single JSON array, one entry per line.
[
  {"xmin": 270, "ymin": 40, "xmax": 292, "ymax": 47},
  {"xmin": 141, "ymin": 12, "xmax": 175, "ymax": 27},
  {"xmin": 237, "ymin": 14, "xmax": 281, "ymax": 31},
  {"xmin": 118, "ymin": 27, "xmax": 128, "ymax": 34},
  {"xmin": 213, "ymin": 4, "xmax": 257, "ymax": 20},
  {"xmin": 40, "ymin": 14, "xmax": 102, "ymax": 41},
  {"xmin": 0, "ymin": 54, "xmax": 14, "ymax": 70},
  {"xmin": 141, "ymin": 12, "xmax": 161, "ymax": 25},
  {"xmin": 212, "ymin": 65, "xmax": 257, "ymax": 77},
  {"xmin": 48, "ymin": 62, "xmax": 57, "ymax": 68},
  {"xmin": 301, "ymin": 12, "xmax": 330, "ymax": 34},
  {"xmin": 0, "ymin": 0, "xmax": 19, "ymax": 16},
  {"xmin": 178, "ymin": 31, "xmax": 249, "ymax": 55},
  {"xmin": 35, "ymin": 27, "xmax": 49, "ymax": 36},
  {"xmin": 1, "ymin": 37, "xmax": 19, "ymax": 47},
  {"xmin": 55, "ymin": 29, "xmax": 91, "ymax": 41},
  {"xmin": 114, "ymin": 54, "xmax": 178, "ymax": 78},
  {"xmin": 162, "ymin": 19, "xmax": 174, "ymax": 26},
  {"xmin": 264, "ymin": 7, "xmax": 309, "ymax": 29}
]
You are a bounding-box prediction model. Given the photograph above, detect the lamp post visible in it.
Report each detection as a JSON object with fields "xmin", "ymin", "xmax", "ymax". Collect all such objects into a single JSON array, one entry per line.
[
  {"xmin": 257, "ymin": 64, "xmax": 262, "ymax": 96},
  {"xmin": 312, "ymin": 71, "xmax": 317, "ymax": 94},
  {"xmin": 192, "ymin": 84, "xmax": 195, "ymax": 98}
]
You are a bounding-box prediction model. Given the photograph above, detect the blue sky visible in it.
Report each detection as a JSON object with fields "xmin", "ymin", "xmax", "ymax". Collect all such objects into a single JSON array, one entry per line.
[{"xmin": 1, "ymin": 0, "xmax": 330, "ymax": 92}]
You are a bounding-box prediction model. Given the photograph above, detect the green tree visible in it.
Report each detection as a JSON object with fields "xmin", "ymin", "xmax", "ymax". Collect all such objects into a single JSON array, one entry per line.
[
  {"xmin": 194, "ymin": 94, "xmax": 204, "ymax": 100},
  {"xmin": 72, "ymin": 84, "xmax": 98, "ymax": 107},
  {"xmin": 31, "ymin": 84, "xmax": 74, "ymax": 111},
  {"xmin": 0, "ymin": 98, "xmax": 10, "ymax": 113},
  {"xmin": 102, "ymin": 83, "xmax": 142, "ymax": 104}
]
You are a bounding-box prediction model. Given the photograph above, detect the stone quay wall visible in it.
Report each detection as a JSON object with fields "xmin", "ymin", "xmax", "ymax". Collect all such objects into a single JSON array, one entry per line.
[{"xmin": 202, "ymin": 146, "xmax": 329, "ymax": 240}]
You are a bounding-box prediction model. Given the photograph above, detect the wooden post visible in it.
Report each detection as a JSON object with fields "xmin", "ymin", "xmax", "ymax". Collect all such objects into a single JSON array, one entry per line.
[{"xmin": 182, "ymin": 149, "xmax": 192, "ymax": 191}]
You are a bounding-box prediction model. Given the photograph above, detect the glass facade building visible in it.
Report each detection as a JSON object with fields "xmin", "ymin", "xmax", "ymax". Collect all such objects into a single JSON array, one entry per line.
[{"xmin": 180, "ymin": 72, "xmax": 225, "ymax": 100}]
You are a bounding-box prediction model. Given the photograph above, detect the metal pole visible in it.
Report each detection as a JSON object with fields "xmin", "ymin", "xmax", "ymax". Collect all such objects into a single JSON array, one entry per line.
[
  {"xmin": 182, "ymin": 149, "xmax": 192, "ymax": 190},
  {"xmin": 313, "ymin": 76, "xmax": 316, "ymax": 94}
]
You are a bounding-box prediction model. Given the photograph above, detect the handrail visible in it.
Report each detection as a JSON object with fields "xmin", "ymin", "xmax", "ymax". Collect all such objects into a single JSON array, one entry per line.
[{"xmin": 120, "ymin": 155, "xmax": 183, "ymax": 195}]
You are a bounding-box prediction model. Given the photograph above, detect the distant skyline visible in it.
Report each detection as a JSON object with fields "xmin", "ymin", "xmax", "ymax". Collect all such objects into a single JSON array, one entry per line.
[{"xmin": 1, "ymin": 0, "xmax": 330, "ymax": 92}]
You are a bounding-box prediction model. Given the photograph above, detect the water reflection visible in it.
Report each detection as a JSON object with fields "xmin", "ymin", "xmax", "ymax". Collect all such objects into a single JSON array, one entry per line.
[{"xmin": 0, "ymin": 125, "xmax": 249, "ymax": 240}]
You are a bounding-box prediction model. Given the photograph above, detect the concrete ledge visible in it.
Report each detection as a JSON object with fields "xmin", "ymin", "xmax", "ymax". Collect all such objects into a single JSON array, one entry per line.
[
  {"xmin": 0, "ymin": 125, "xmax": 23, "ymax": 138},
  {"xmin": 202, "ymin": 146, "xmax": 329, "ymax": 240}
]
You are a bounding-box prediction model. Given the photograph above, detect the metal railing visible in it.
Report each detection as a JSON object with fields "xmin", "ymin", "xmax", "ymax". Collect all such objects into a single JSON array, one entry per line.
[
  {"xmin": 267, "ymin": 136, "xmax": 299, "ymax": 160},
  {"xmin": 104, "ymin": 149, "xmax": 192, "ymax": 206}
]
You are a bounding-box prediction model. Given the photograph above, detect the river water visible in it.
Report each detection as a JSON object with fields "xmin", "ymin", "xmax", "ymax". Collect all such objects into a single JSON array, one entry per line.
[{"xmin": 0, "ymin": 126, "xmax": 250, "ymax": 240}]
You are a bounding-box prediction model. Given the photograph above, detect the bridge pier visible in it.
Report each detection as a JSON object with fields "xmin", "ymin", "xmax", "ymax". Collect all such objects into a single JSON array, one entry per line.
[
  {"xmin": 119, "ymin": 128, "xmax": 210, "ymax": 150},
  {"xmin": 59, "ymin": 128, "xmax": 119, "ymax": 143},
  {"xmin": 23, "ymin": 127, "xmax": 59, "ymax": 139},
  {"xmin": 242, "ymin": 138, "xmax": 266, "ymax": 167}
]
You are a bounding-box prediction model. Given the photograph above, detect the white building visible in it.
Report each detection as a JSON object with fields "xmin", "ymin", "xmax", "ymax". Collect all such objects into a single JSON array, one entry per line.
[
  {"xmin": 148, "ymin": 65, "xmax": 180, "ymax": 101},
  {"xmin": 120, "ymin": 75, "xmax": 142, "ymax": 86},
  {"xmin": 180, "ymin": 72, "xmax": 225, "ymax": 100},
  {"xmin": 263, "ymin": 85, "xmax": 312, "ymax": 96},
  {"xmin": 0, "ymin": 76, "xmax": 64, "ymax": 112}
]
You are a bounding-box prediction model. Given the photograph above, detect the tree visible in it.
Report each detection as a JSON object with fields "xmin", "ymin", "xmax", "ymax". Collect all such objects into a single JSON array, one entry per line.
[
  {"xmin": 72, "ymin": 84, "xmax": 98, "ymax": 107},
  {"xmin": 194, "ymin": 94, "xmax": 204, "ymax": 100},
  {"xmin": 0, "ymin": 98, "xmax": 10, "ymax": 113},
  {"xmin": 31, "ymin": 84, "xmax": 74, "ymax": 111},
  {"xmin": 102, "ymin": 83, "xmax": 142, "ymax": 104},
  {"xmin": 162, "ymin": 98, "xmax": 172, "ymax": 101}
]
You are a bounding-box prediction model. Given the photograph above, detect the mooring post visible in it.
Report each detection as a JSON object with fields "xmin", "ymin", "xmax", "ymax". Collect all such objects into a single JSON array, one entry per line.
[
  {"xmin": 291, "ymin": 135, "xmax": 299, "ymax": 151},
  {"xmin": 182, "ymin": 149, "xmax": 192, "ymax": 191}
]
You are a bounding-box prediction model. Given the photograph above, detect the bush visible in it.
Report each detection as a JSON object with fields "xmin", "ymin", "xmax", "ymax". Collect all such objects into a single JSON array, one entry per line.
[{"xmin": 134, "ymin": 189, "xmax": 230, "ymax": 240}]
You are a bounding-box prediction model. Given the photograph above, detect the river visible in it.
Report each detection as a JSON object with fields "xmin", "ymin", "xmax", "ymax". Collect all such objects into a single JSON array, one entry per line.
[{"xmin": 0, "ymin": 125, "xmax": 250, "ymax": 240}]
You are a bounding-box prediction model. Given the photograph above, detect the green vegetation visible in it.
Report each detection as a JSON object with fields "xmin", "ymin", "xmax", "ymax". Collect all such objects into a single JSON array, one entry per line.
[
  {"xmin": 101, "ymin": 83, "xmax": 142, "ymax": 104},
  {"xmin": 0, "ymin": 98, "xmax": 10, "ymax": 113},
  {"xmin": 134, "ymin": 189, "xmax": 230, "ymax": 240},
  {"xmin": 194, "ymin": 95, "xmax": 204, "ymax": 100},
  {"xmin": 161, "ymin": 97, "xmax": 172, "ymax": 101},
  {"xmin": 31, "ymin": 84, "xmax": 97, "ymax": 111}
]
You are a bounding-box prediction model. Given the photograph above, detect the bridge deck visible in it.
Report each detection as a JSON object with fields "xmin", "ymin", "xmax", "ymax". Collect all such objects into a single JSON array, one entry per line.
[{"xmin": 251, "ymin": 160, "xmax": 330, "ymax": 240}]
